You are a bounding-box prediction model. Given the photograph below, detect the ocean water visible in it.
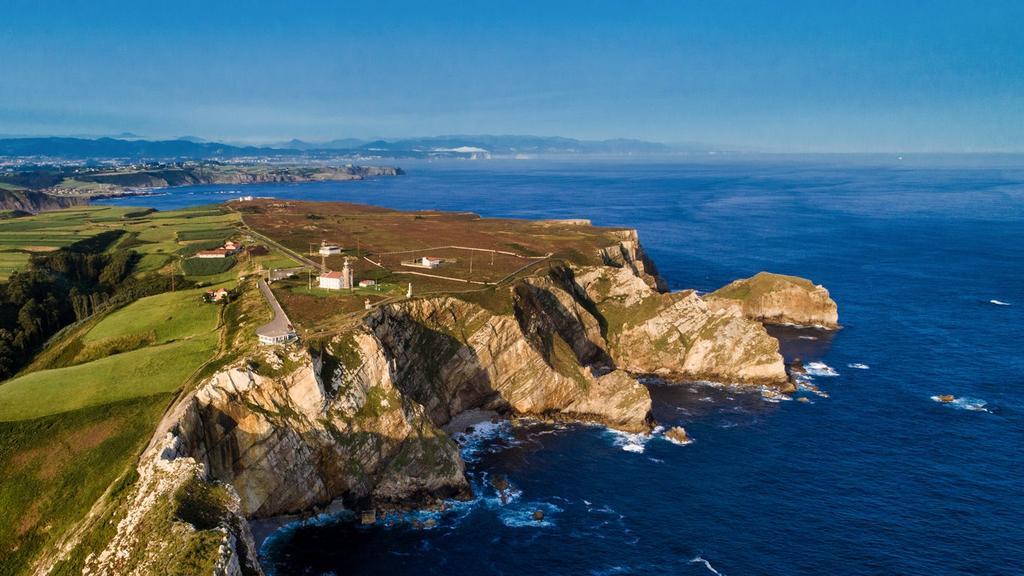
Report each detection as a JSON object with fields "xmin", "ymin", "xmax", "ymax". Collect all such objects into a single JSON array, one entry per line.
[{"xmin": 98, "ymin": 157, "xmax": 1024, "ymax": 575}]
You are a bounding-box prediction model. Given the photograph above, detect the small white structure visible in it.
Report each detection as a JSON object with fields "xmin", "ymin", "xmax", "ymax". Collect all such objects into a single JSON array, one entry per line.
[
  {"xmin": 406, "ymin": 283, "xmax": 413, "ymax": 298},
  {"xmin": 319, "ymin": 240, "xmax": 342, "ymax": 256},
  {"xmin": 421, "ymin": 256, "xmax": 442, "ymax": 268},
  {"xmin": 358, "ymin": 279, "xmax": 376, "ymax": 288},
  {"xmin": 259, "ymin": 330, "xmax": 295, "ymax": 345}
]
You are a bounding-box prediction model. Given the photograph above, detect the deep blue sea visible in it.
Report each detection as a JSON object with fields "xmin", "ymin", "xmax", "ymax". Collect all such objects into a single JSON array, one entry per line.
[{"xmin": 99, "ymin": 157, "xmax": 1024, "ymax": 575}]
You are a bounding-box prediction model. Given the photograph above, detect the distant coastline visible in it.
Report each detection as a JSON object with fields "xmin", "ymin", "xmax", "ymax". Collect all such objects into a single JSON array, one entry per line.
[{"xmin": 0, "ymin": 163, "xmax": 403, "ymax": 208}]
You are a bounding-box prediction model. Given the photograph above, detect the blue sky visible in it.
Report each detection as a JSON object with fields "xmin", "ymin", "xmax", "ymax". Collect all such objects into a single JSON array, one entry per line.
[{"xmin": 1, "ymin": 0, "xmax": 1022, "ymax": 152}]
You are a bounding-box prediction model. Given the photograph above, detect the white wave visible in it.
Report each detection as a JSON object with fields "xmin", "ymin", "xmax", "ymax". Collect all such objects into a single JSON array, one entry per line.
[
  {"xmin": 606, "ymin": 429, "xmax": 651, "ymax": 453},
  {"xmin": 662, "ymin": 435, "xmax": 693, "ymax": 447},
  {"xmin": 989, "ymin": 299, "xmax": 1011, "ymax": 306},
  {"xmin": 497, "ymin": 501, "xmax": 562, "ymax": 528},
  {"xmin": 847, "ymin": 363, "xmax": 870, "ymax": 369},
  {"xmin": 760, "ymin": 387, "xmax": 792, "ymax": 403},
  {"xmin": 931, "ymin": 396, "xmax": 990, "ymax": 412},
  {"xmin": 452, "ymin": 420, "xmax": 516, "ymax": 462},
  {"xmin": 690, "ymin": 556, "xmax": 726, "ymax": 576},
  {"xmin": 804, "ymin": 361, "xmax": 839, "ymax": 377},
  {"xmin": 798, "ymin": 335, "xmax": 818, "ymax": 340}
]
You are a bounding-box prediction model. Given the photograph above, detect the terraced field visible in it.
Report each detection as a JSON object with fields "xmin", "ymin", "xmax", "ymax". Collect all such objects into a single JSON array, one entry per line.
[{"xmin": 0, "ymin": 205, "xmax": 242, "ymax": 281}]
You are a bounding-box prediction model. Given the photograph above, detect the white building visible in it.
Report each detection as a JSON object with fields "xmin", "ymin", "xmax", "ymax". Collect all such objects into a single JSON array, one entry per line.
[
  {"xmin": 196, "ymin": 248, "xmax": 230, "ymax": 259},
  {"xmin": 319, "ymin": 271, "xmax": 344, "ymax": 290},
  {"xmin": 421, "ymin": 256, "xmax": 442, "ymax": 268},
  {"xmin": 358, "ymin": 279, "xmax": 376, "ymax": 288},
  {"xmin": 319, "ymin": 257, "xmax": 354, "ymax": 290},
  {"xmin": 319, "ymin": 240, "xmax": 342, "ymax": 256}
]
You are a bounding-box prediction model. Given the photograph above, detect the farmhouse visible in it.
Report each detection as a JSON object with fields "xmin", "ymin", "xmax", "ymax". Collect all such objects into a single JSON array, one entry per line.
[
  {"xmin": 358, "ymin": 279, "xmax": 376, "ymax": 288},
  {"xmin": 421, "ymin": 256, "xmax": 443, "ymax": 268},
  {"xmin": 204, "ymin": 288, "xmax": 229, "ymax": 302},
  {"xmin": 196, "ymin": 248, "xmax": 230, "ymax": 259}
]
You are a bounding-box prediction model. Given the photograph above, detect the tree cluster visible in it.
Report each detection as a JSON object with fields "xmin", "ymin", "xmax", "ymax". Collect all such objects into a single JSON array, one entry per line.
[{"xmin": 0, "ymin": 232, "xmax": 142, "ymax": 379}]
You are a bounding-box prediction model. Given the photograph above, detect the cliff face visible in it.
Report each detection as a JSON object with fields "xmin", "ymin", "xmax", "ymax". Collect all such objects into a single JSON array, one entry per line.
[
  {"xmin": 365, "ymin": 292, "xmax": 651, "ymax": 432},
  {"xmin": 153, "ymin": 253, "xmax": 801, "ymax": 521},
  {"xmin": 82, "ymin": 432, "xmax": 263, "ymax": 576},
  {"xmin": 177, "ymin": 335, "xmax": 467, "ymax": 518},
  {"xmin": 0, "ymin": 189, "xmax": 85, "ymax": 213},
  {"xmin": 706, "ymin": 271, "xmax": 840, "ymax": 329},
  {"xmin": 570, "ymin": 266, "xmax": 789, "ymax": 385},
  {"xmin": 75, "ymin": 232, "xmax": 840, "ymax": 576}
]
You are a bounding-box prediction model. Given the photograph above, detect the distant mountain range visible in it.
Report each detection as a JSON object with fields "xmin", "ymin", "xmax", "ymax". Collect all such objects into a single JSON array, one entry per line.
[{"xmin": 0, "ymin": 135, "xmax": 709, "ymax": 161}]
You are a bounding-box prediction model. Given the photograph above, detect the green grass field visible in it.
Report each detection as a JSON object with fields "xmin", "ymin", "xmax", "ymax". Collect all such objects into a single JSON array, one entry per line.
[
  {"xmin": 181, "ymin": 255, "xmax": 236, "ymax": 276},
  {"xmin": 0, "ymin": 395, "xmax": 171, "ymax": 576},
  {"xmin": 0, "ymin": 335, "xmax": 217, "ymax": 421},
  {"xmin": 0, "ymin": 205, "xmax": 241, "ymax": 278},
  {"xmin": 0, "ymin": 286, "xmax": 224, "ymax": 421},
  {"xmin": 84, "ymin": 288, "xmax": 222, "ymax": 345},
  {"xmin": 0, "ymin": 211, "xmax": 244, "ymax": 573}
]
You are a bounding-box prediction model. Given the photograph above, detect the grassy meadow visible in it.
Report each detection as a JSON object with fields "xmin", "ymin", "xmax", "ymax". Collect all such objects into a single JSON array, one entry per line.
[
  {"xmin": 0, "ymin": 205, "xmax": 242, "ymax": 281},
  {"xmin": 0, "ymin": 206, "xmax": 248, "ymax": 574}
]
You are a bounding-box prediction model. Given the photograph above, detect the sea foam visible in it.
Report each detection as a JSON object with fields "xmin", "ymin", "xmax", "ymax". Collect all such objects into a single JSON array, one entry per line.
[
  {"xmin": 931, "ymin": 396, "xmax": 990, "ymax": 412},
  {"xmin": 690, "ymin": 556, "xmax": 726, "ymax": 576},
  {"xmin": 804, "ymin": 361, "xmax": 839, "ymax": 377},
  {"xmin": 606, "ymin": 429, "xmax": 652, "ymax": 453}
]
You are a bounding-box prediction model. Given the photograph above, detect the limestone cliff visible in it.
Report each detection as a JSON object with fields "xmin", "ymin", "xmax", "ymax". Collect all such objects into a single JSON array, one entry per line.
[
  {"xmin": 73, "ymin": 232, "xmax": 841, "ymax": 576},
  {"xmin": 569, "ymin": 265, "xmax": 789, "ymax": 385},
  {"xmin": 706, "ymin": 271, "xmax": 840, "ymax": 329},
  {"xmin": 177, "ymin": 337, "xmax": 468, "ymax": 518},
  {"xmin": 82, "ymin": 433, "xmax": 263, "ymax": 576},
  {"xmin": 0, "ymin": 189, "xmax": 85, "ymax": 213}
]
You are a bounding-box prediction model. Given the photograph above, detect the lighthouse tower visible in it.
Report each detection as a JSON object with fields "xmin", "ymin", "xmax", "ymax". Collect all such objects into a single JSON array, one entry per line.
[{"xmin": 341, "ymin": 257, "xmax": 354, "ymax": 289}]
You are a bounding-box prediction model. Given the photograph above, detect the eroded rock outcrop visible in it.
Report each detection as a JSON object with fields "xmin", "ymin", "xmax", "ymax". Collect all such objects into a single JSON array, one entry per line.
[
  {"xmin": 707, "ymin": 271, "xmax": 840, "ymax": 329},
  {"xmin": 365, "ymin": 292, "xmax": 652, "ymax": 432},
  {"xmin": 82, "ymin": 433, "xmax": 263, "ymax": 576},
  {"xmin": 570, "ymin": 265, "xmax": 789, "ymax": 385},
  {"xmin": 177, "ymin": 334, "xmax": 468, "ymax": 518}
]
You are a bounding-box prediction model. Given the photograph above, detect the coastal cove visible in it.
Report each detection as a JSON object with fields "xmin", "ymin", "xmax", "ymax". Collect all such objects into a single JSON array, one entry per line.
[{"xmin": 95, "ymin": 158, "xmax": 1024, "ymax": 575}]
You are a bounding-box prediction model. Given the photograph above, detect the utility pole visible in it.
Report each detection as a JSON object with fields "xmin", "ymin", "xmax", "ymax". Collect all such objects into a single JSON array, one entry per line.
[{"xmin": 469, "ymin": 253, "xmax": 474, "ymax": 275}]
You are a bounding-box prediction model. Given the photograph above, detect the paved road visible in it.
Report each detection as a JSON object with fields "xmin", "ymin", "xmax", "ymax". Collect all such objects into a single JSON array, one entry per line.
[
  {"xmin": 256, "ymin": 279, "xmax": 295, "ymax": 341},
  {"xmin": 238, "ymin": 221, "xmax": 323, "ymax": 272}
]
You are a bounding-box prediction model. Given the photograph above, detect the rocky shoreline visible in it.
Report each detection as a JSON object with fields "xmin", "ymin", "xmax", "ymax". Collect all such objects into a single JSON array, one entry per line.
[{"xmin": 70, "ymin": 230, "xmax": 838, "ymax": 576}]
